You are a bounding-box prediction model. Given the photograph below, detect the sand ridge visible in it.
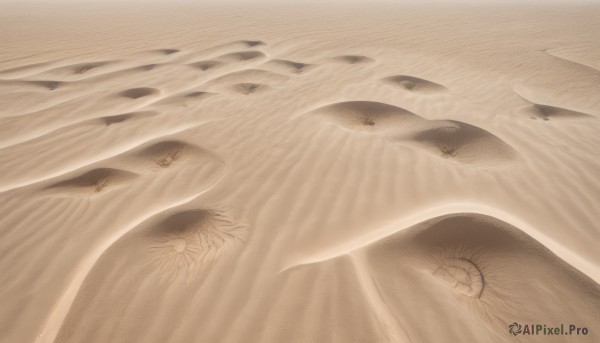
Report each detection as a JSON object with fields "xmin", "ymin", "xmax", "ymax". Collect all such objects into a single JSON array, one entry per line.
[{"xmin": 0, "ymin": 4, "xmax": 599, "ymax": 343}]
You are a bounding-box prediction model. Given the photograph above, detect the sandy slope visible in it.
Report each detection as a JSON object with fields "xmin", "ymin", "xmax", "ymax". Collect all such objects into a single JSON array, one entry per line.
[{"xmin": 0, "ymin": 3, "xmax": 599, "ymax": 343}]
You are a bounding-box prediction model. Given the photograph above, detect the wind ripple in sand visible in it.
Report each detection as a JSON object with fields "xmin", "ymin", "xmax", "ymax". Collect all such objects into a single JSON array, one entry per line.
[
  {"xmin": 33, "ymin": 195, "xmax": 206, "ymax": 343},
  {"xmin": 35, "ymin": 138, "xmax": 230, "ymax": 343}
]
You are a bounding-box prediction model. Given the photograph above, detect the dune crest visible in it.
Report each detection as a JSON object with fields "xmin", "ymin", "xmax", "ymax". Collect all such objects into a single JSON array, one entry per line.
[{"xmin": 0, "ymin": 4, "xmax": 598, "ymax": 343}]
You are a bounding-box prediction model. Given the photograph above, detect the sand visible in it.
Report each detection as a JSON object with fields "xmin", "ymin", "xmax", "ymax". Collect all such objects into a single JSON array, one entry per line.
[{"xmin": 0, "ymin": 2, "xmax": 599, "ymax": 342}]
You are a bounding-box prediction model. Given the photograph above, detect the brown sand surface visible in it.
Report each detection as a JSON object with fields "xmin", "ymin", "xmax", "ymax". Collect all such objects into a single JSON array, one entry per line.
[{"xmin": 1, "ymin": 3, "xmax": 599, "ymax": 342}]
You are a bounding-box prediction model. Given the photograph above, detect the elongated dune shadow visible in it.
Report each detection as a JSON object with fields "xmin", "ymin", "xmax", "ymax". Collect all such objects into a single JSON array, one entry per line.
[
  {"xmin": 265, "ymin": 59, "xmax": 315, "ymax": 74},
  {"xmin": 151, "ymin": 91, "xmax": 215, "ymax": 108},
  {"xmin": 207, "ymin": 68, "xmax": 288, "ymax": 84},
  {"xmin": 513, "ymin": 89, "xmax": 594, "ymax": 121},
  {"xmin": 0, "ymin": 61, "xmax": 58, "ymax": 77},
  {"xmin": 188, "ymin": 60, "xmax": 223, "ymax": 71},
  {"xmin": 0, "ymin": 80, "xmax": 66, "ymax": 91},
  {"xmin": 152, "ymin": 48, "xmax": 180, "ymax": 55},
  {"xmin": 519, "ymin": 103, "xmax": 593, "ymax": 121},
  {"xmin": 383, "ymin": 75, "xmax": 448, "ymax": 94},
  {"xmin": 44, "ymin": 168, "xmax": 139, "ymax": 197},
  {"xmin": 54, "ymin": 208, "xmax": 246, "ymax": 342},
  {"xmin": 239, "ymin": 39, "xmax": 265, "ymax": 47},
  {"xmin": 97, "ymin": 110, "xmax": 159, "ymax": 126},
  {"xmin": 39, "ymin": 61, "xmax": 117, "ymax": 79},
  {"xmin": 286, "ymin": 213, "xmax": 600, "ymax": 342},
  {"xmin": 333, "ymin": 55, "xmax": 374, "ymax": 64},
  {"xmin": 118, "ymin": 87, "xmax": 160, "ymax": 99},
  {"xmin": 218, "ymin": 50, "xmax": 267, "ymax": 62}
]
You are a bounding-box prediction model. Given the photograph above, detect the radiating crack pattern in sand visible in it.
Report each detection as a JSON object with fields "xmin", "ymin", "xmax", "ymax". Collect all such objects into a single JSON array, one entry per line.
[{"xmin": 146, "ymin": 210, "xmax": 245, "ymax": 284}]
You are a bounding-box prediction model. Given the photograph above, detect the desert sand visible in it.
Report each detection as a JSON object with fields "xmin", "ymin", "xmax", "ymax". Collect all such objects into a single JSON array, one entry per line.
[{"xmin": 1, "ymin": 2, "xmax": 599, "ymax": 342}]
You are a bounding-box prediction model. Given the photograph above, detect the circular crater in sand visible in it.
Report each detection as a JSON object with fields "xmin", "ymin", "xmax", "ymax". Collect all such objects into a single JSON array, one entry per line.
[
  {"xmin": 433, "ymin": 257, "xmax": 484, "ymax": 298},
  {"xmin": 166, "ymin": 238, "xmax": 187, "ymax": 253}
]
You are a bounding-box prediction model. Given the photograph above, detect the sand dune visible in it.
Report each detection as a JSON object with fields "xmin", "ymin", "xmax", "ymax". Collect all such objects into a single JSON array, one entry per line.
[
  {"xmin": 306, "ymin": 100, "xmax": 422, "ymax": 132},
  {"xmin": 284, "ymin": 213, "xmax": 600, "ymax": 342},
  {"xmin": 54, "ymin": 207, "xmax": 246, "ymax": 342},
  {"xmin": 382, "ymin": 75, "xmax": 448, "ymax": 94},
  {"xmin": 1, "ymin": 3, "xmax": 599, "ymax": 343},
  {"xmin": 401, "ymin": 120, "xmax": 517, "ymax": 165}
]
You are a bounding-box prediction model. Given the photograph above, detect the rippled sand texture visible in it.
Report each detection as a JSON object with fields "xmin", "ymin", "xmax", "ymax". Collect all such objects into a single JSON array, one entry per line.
[{"xmin": 1, "ymin": 3, "xmax": 599, "ymax": 343}]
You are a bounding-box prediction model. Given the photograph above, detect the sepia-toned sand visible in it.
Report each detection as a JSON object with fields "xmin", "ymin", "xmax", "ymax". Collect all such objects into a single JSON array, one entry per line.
[{"xmin": 1, "ymin": 3, "xmax": 599, "ymax": 342}]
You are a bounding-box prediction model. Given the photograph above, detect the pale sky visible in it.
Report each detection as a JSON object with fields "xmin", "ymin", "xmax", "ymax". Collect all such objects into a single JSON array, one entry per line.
[{"xmin": 2, "ymin": 0, "xmax": 599, "ymax": 3}]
